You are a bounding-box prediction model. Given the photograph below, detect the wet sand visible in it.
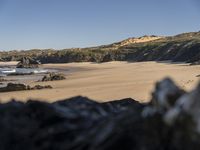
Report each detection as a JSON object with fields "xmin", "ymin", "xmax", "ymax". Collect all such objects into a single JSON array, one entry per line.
[{"xmin": 0, "ymin": 61, "xmax": 200, "ymax": 103}]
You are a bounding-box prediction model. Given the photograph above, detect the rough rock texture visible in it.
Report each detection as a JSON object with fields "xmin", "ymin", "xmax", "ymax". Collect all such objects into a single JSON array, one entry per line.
[
  {"xmin": 0, "ymin": 83, "xmax": 27, "ymax": 92},
  {"xmin": 0, "ymin": 78, "xmax": 200, "ymax": 149},
  {"xmin": 151, "ymin": 78, "xmax": 185, "ymax": 110},
  {"xmin": 0, "ymin": 83, "xmax": 52, "ymax": 92},
  {"xmin": 17, "ymin": 57, "xmax": 40, "ymax": 68},
  {"xmin": 41, "ymin": 73, "xmax": 66, "ymax": 81}
]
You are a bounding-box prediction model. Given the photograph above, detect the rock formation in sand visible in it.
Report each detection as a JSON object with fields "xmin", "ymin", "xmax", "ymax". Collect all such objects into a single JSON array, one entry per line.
[
  {"xmin": 0, "ymin": 83, "xmax": 52, "ymax": 92},
  {"xmin": 17, "ymin": 57, "xmax": 40, "ymax": 68},
  {"xmin": 41, "ymin": 73, "xmax": 66, "ymax": 81}
]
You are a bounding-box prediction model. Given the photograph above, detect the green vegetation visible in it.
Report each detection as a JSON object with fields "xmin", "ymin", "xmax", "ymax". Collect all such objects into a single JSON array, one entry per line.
[{"xmin": 1, "ymin": 31, "xmax": 200, "ymax": 64}]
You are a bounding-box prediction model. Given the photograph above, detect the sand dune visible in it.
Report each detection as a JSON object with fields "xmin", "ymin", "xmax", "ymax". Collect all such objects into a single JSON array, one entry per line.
[{"xmin": 0, "ymin": 61, "xmax": 200, "ymax": 103}]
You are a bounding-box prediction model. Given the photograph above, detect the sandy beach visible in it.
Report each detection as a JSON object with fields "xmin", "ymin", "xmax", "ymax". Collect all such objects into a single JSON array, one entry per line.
[{"xmin": 0, "ymin": 61, "xmax": 200, "ymax": 103}]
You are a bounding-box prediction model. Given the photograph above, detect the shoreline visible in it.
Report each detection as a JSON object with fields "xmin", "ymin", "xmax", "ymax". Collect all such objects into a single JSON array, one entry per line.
[{"xmin": 0, "ymin": 61, "xmax": 200, "ymax": 103}]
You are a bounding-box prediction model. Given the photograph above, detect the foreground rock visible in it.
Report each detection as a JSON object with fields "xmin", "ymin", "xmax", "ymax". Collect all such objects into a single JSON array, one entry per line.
[
  {"xmin": 0, "ymin": 78, "xmax": 200, "ymax": 149},
  {"xmin": 41, "ymin": 73, "xmax": 66, "ymax": 81},
  {"xmin": 17, "ymin": 57, "xmax": 40, "ymax": 68},
  {"xmin": 0, "ymin": 83, "xmax": 52, "ymax": 92}
]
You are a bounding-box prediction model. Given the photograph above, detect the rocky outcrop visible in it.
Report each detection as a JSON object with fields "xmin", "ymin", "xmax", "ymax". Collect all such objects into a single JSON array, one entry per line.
[
  {"xmin": 17, "ymin": 57, "xmax": 40, "ymax": 68},
  {"xmin": 0, "ymin": 83, "xmax": 28, "ymax": 92},
  {"xmin": 0, "ymin": 83, "xmax": 52, "ymax": 92},
  {"xmin": 41, "ymin": 73, "xmax": 66, "ymax": 81},
  {"xmin": 0, "ymin": 78, "xmax": 200, "ymax": 149}
]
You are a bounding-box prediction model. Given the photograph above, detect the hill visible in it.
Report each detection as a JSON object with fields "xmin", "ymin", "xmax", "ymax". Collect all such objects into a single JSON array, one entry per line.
[{"xmin": 1, "ymin": 31, "xmax": 200, "ymax": 64}]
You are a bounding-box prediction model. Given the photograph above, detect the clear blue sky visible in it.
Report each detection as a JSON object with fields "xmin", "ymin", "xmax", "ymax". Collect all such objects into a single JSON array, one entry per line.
[{"xmin": 0, "ymin": 0, "xmax": 200, "ymax": 50}]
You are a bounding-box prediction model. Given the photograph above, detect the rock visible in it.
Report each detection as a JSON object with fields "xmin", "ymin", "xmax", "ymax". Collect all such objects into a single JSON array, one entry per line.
[
  {"xmin": 31, "ymin": 85, "xmax": 53, "ymax": 90},
  {"xmin": 0, "ymin": 83, "xmax": 53, "ymax": 92},
  {"xmin": 17, "ymin": 57, "xmax": 40, "ymax": 68},
  {"xmin": 165, "ymin": 82, "xmax": 200, "ymax": 132},
  {"xmin": 0, "ymin": 97, "xmax": 145, "ymax": 150},
  {"xmin": 41, "ymin": 73, "xmax": 66, "ymax": 81},
  {"xmin": 0, "ymin": 83, "xmax": 28, "ymax": 92},
  {"xmin": 151, "ymin": 78, "xmax": 185, "ymax": 111},
  {"xmin": 7, "ymin": 72, "xmax": 34, "ymax": 76}
]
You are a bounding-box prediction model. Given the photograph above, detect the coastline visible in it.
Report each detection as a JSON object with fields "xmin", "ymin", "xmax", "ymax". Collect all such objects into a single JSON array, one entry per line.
[{"xmin": 0, "ymin": 61, "xmax": 200, "ymax": 103}]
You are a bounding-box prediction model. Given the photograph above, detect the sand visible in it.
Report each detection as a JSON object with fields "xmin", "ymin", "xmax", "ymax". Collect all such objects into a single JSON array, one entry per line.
[
  {"xmin": 0, "ymin": 61, "xmax": 18, "ymax": 66},
  {"xmin": 0, "ymin": 61, "xmax": 200, "ymax": 103}
]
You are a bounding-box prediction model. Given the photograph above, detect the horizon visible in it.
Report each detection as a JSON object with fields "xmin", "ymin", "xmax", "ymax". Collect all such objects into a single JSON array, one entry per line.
[{"xmin": 0, "ymin": 0, "xmax": 200, "ymax": 51}]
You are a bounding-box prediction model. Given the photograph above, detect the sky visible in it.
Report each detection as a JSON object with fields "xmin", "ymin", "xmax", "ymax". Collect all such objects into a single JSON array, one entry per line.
[{"xmin": 0, "ymin": 0, "xmax": 200, "ymax": 50}]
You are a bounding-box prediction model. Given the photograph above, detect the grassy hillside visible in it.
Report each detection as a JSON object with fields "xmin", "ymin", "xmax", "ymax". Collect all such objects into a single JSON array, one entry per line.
[{"xmin": 1, "ymin": 31, "xmax": 200, "ymax": 64}]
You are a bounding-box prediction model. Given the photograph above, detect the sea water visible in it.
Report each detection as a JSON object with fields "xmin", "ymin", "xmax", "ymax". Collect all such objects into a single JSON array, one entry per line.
[{"xmin": 0, "ymin": 67, "xmax": 49, "ymax": 76}]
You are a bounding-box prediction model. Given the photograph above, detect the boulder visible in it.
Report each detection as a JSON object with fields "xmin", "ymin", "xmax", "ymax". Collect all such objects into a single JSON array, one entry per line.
[
  {"xmin": 151, "ymin": 78, "xmax": 185, "ymax": 110},
  {"xmin": 41, "ymin": 73, "xmax": 66, "ymax": 81},
  {"xmin": 17, "ymin": 57, "xmax": 40, "ymax": 68}
]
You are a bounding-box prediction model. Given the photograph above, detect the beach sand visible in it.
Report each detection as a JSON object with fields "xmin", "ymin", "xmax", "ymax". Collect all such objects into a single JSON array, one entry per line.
[
  {"xmin": 0, "ymin": 61, "xmax": 18, "ymax": 66},
  {"xmin": 0, "ymin": 61, "xmax": 200, "ymax": 103}
]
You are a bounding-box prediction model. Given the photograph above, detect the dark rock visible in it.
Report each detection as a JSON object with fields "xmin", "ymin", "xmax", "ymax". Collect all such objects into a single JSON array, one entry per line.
[
  {"xmin": 0, "ymin": 83, "xmax": 28, "ymax": 92},
  {"xmin": 151, "ymin": 78, "xmax": 185, "ymax": 111},
  {"xmin": 165, "ymin": 82, "xmax": 200, "ymax": 132},
  {"xmin": 0, "ymin": 83, "xmax": 53, "ymax": 92},
  {"xmin": 17, "ymin": 57, "xmax": 40, "ymax": 68},
  {"xmin": 0, "ymin": 97, "xmax": 145, "ymax": 150},
  {"xmin": 41, "ymin": 73, "xmax": 66, "ymax": 81},
  {"xmin": 7, "ymin": 72, "xmax": 34, "ymax": 76},
  {"xmin": 31, "ymin": 85, "xmax": 53, "ymax": 90}
]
